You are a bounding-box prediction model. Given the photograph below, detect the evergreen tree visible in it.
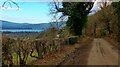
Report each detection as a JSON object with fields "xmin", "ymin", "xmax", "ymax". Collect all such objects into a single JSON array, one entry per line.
[
  {"xmin": 53, "ymin": 2, "xmax": 94, "ymax": 36},
  {"xmin": 112, "ymin": 2, "xmax": 120, "ymax": 46}
]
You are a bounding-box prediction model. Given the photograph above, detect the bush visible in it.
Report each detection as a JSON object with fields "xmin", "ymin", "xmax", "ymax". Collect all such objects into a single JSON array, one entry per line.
[{"xmin": 65, "ymin": 36, "xmax": 79, "ymax": 45}]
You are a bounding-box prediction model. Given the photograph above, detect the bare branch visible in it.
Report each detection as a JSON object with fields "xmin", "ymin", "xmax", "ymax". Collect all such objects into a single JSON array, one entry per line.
[{"xmin": 2, "ymin": 0, "xmax": 19, "ymax": 10}]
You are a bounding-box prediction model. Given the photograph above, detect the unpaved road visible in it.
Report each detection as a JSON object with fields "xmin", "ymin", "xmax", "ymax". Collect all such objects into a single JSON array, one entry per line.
[{"xmin": 58, "ymin": 38, "xmax": 118, "ymax": 66}]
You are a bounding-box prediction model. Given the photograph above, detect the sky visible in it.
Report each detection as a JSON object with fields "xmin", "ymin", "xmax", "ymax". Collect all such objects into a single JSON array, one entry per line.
[
  {"xmin": 0, "ymin": 2, "xmax": 51, "ymax": 24},
  {"xmin": 0, "ymin": 0, "xmax": 110, "ymax": 24}
]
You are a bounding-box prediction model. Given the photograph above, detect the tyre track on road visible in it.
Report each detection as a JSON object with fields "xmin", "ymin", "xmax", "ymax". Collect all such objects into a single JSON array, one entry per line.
[{"xmin": 57, "ymin": 38, "xmax": 118, "ymax": 66}]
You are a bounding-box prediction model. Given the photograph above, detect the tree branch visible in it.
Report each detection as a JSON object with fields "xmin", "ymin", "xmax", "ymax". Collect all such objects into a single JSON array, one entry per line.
[{"xmin": 2, "ymin": 0, "xmax": 19, "ymax": 9}]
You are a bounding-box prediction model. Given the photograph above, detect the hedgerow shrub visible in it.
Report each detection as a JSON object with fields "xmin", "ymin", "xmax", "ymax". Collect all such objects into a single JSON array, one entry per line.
[{"xmin": 67, "ymin": 36, "xmax": 79, "ymax": 45}]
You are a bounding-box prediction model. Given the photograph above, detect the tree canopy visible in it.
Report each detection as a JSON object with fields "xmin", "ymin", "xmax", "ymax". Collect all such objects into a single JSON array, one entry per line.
[
  {"xmin": 52, "ymin": 2, "xmax": 94, "ymax": 36},
  {"xmin": 112, "ymin": 2, "xmax": 120, "ymax": 44}
]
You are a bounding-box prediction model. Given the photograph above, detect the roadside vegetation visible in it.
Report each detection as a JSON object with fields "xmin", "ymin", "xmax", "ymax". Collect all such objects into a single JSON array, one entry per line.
[
  {"xmin": 86, "ymin": 2, "xmax": 120, "ymax": 48},
  {"xmin": 2, "ymin": 1, "xmax": 120, "ymax": 66}
]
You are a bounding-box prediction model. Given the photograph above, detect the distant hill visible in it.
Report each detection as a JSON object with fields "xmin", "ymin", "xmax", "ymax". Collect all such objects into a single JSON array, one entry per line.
[{"xmin": 1, "ymin": 20, "xmax": 66, "ymax": 30}]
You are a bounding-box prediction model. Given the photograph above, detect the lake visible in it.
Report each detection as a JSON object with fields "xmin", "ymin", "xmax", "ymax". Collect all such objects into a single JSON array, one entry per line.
[{"xmin": 1, "ymin": 29, "xmax": 43, "ymax": 33}]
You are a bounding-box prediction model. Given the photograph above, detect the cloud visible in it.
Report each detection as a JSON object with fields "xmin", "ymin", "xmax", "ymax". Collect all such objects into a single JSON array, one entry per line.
[
  {"xmin": 91, "ymin": 0, "xmax": 112, "ymax": 12},
  {"xmin": 0, "ymin": 6, "xmax": 22, "ymax": 10}
]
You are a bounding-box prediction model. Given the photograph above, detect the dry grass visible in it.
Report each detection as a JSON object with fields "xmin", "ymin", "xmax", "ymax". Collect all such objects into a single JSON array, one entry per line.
[
  {"xmin": 32, "ymin": 37, "xmax": 92, "ymax": 65},
  {"xmin": 104, "ymin": 37, "xmax": 118, "ymax": 48},
  {"xmin": 32, "ymin": 43, "xmax": 80, "ymax": 65}
]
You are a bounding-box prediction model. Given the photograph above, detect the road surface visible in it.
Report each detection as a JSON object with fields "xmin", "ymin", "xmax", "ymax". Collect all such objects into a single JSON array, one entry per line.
[{"xmin": 58, "ymin": 38, "xmax": 118, "ymax": 66}]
